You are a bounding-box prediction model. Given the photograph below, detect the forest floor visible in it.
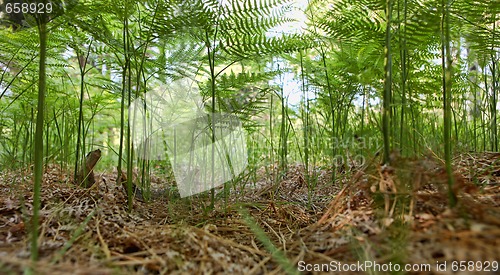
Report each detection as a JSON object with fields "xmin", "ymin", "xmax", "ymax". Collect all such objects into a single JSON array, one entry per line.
[{"xmin": 0, "ymin": 152, "xmax": 499, "ymax": 274}]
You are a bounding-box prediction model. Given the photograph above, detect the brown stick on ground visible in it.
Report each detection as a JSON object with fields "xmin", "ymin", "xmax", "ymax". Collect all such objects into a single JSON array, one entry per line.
[{"xmin": 76, "ymin": 149, "xmax": 101, "ymax": 188}]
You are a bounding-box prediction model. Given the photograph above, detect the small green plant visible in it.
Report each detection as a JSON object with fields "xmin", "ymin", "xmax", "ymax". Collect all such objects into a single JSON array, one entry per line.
[{"xmin": 239, "ymin": 208, "xmax": 299, "ymax": 275}]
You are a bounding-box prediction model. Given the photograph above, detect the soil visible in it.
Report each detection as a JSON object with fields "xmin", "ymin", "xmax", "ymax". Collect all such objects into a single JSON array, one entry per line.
[{"xmin": 0, "ymin": 152, "xmax": 499, "ymax": 274}]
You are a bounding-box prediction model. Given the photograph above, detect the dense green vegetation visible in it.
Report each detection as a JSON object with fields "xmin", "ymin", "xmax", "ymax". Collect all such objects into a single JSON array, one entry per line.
[{"xmin": 0, "ymin": 0, "xmax": 498, "ymax": 271}]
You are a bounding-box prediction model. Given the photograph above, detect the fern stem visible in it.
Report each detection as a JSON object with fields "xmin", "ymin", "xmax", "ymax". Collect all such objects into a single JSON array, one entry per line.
[{"xmin": 382, "ymin": 0, "xmax": 393, "ymax": 164}]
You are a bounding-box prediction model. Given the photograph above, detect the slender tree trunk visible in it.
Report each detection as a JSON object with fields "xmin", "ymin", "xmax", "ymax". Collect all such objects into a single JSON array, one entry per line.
[
  {"xmin": 382, "ymin": 0, "xmax": 393, "ymax": 164},
  {"xmin": 490, "ymin": 55, "xmax": 498, "ymax": 152},
  {"xmin": 299, "ymin": 51, "xmax": 311, "ymax": 206},
  {"xmin": 490, "ymin": 18, "xmax": 498, "ymax": 152},
  {"xmin": 318, "ymin": 47, "xmax": 336, "ymax": 179},
  {"xmin": 398, "ymin": 0, "xmax": 408, "ymax": 155},
  {"xmin": 126, "ymin": 27, "xmax": 133, "ymax": 210},
  {"xmin": 280, "ymin": 80, "xmax": 288, "ymax": 174},
  {"xmin": 441, "ymin": 0, "xmax": 457, "ymax": 207},
  {"xmin": 32, "ymin": 14, "xmax": 48, "ymax": 263},
  {"xmin": 73, "ymin": 43, "xmax": 91, "ymax": 183},
  {"xmin": 205, "ymin": 28, "xmax": 218, "ymax": 209},
  {"xmin": 360, "ymin": 85, "xmax": 366, "ymax": 134},
  {"xmin": 483, "ymin": 65, "xmax": 488, "ymax": 151},
  {"xmin": 117, "ymin": 6, "xmax": 131, "ymax": 209}
]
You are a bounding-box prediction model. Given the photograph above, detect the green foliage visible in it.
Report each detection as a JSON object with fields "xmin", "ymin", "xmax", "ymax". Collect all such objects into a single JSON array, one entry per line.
[{"xmin": 0, "ymin": 0, "xmax": 497, "ymax": 230}]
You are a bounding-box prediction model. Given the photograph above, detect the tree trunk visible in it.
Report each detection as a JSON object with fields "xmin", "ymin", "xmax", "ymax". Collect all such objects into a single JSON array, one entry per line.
[{"xmin": 76, "ymin": 149, "xmax": 101, "ymax": 188}]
